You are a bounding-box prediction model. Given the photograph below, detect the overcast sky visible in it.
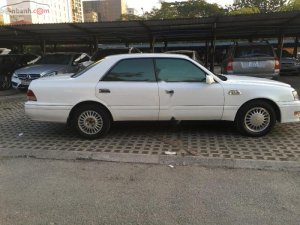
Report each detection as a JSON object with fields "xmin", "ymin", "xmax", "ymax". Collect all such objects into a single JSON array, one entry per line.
[{"xmin": 126, "ymin": 0, "xmax": 234, "ymax": 14}]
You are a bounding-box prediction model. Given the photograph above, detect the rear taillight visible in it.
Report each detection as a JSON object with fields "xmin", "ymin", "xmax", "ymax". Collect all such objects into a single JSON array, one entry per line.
[
  {"xmin": 27, "ymin": 89, "xmax": 37, "ymax": 101},
  {"xmin": 226, "ymin": 60, "xmax": 233, "ymax": 73},
  {"xmin": 275, "ymin": 57, "xmax": 280, "ymax": 72}
]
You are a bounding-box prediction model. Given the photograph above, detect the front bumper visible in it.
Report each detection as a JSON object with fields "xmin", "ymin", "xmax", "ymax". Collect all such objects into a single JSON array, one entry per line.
[
  {"xmin": 11, "ymin": 77, "xmax": 30, "ymax": 89},
  {"xmin": 278, "ymin": 101, "xmax": 300, "ymax": 123}
]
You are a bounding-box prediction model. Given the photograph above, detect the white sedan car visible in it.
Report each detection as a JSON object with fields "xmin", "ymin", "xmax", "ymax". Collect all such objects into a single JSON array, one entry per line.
[{"xmin": 25, "ymin": 54, "xmax": 300, "ymax": 139}]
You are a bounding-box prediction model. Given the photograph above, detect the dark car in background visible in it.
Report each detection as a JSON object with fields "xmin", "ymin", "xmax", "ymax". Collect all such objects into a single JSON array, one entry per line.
[
  {"xmin": 277, "ymin": 50, "xmax": 300, "ymax": 76},
  {"xmin": 221, "ymin": 42, "xmax": 280, "ymax": 80},
  {"xmin": 12, "ymin": 52, "xmax": 90, "ymax": 89},
  {"xmin": 0, "ymin": 54, "xmax": 40, "ymax": 90}
]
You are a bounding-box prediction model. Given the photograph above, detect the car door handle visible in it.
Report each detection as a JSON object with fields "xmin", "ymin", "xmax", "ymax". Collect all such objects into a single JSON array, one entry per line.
[
  {"xmin": 165, "ymin": 89, "xmax": 174, "ymax": 95},
  {"xmin": 99, "ymin": 88, "xmax": 110, "ymax": 93}
]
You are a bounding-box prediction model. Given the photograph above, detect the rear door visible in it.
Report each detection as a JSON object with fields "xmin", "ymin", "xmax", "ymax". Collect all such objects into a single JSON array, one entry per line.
[{"xmin": 96, "ymin": 58, "xmax": 159, "ymax": 121}]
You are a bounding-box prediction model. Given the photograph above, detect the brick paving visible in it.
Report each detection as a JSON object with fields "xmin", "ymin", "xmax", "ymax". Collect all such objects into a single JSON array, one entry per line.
[{"xmin": 1, "ymin": 95, "xmax": 299, "ymax": 162}]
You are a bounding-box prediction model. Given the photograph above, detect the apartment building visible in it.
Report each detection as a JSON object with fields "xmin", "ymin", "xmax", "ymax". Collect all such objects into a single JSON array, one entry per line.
[{"xmin": 83, "ymin": 0, "xmax": 126, "ymax": 22}]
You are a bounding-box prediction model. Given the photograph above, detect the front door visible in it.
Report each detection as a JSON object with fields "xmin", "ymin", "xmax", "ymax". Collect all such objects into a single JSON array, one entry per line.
[{"xmin": 155, "ymin": 58, "xmax": 224, "ymax": 120}]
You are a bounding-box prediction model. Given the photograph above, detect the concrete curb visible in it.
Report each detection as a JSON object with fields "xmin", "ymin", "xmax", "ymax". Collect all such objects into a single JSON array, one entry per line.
[{"xmin": 1, "ymin": 148, "xmax": 300, "ymax": 171}]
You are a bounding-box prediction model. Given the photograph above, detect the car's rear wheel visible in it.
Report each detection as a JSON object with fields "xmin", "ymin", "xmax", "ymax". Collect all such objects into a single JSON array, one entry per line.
[
  {"xmin": 235, "ymin": 101, "xmax": 276, "ymax": 137},
  {"xmin": 72, "ymin": 104, "xmax": 111, "ymax": 139}
]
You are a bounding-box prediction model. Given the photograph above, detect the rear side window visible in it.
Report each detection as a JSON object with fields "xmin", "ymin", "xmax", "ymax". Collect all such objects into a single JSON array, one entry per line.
[
  {"xmin": 234, "ymin": 45, "xmax": 274, "ymax": 58},
  {"xmin": 155, "ymin": 58, "xmax": 206, "ymax": 82},
  {"xmin": 102, "ymin": 58, "xmax": 156, "ymax": 82}
]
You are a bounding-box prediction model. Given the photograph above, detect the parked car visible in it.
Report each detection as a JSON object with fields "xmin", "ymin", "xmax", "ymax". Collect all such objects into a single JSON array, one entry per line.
[
  {"xmin": 12, "ymin": 52, "xmax": 90, "ymax": 89},
  {"xmin": 0, "ymin": 54, "xmax": 40, "ymax": 90},
  {"xmin": 221, "ymin": 42, "xmax": 280, "ymax": 80},
  {"xmin": 25, "ymin": 54, "xmax": 300, "ymax": 139},
  {"xmin": 164, "ymin": 50, "xmax": 204, "ymax": 65},
  {"xmin": 82, "ymin": 47, "xmax": 142, "ymax": 67},
  {"xmin": 277, "ymin": 50, "xmax": 300, "ymax": 75}
]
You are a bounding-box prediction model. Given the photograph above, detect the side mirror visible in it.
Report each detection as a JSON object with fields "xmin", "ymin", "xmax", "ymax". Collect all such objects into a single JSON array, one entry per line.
[{"xmin": 206, "ymin": 75, "xmax": 215, "ymax": 84}]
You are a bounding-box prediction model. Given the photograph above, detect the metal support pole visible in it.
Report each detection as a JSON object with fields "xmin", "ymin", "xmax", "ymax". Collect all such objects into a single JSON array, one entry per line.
[
  {"xmin": 277, "ymin": 33, "xmax": 284, "ymax": 60},
  {"xmin": 210, "ymin": 23, "xmax": 216, "ymax": 72},
  {"xmin": 19, "ymin": 44, "xmax": 24, "ymax": 53},
  {"xmin": 205, "ymin": 40, "xmax": 209, "ymax": 68},
  {"xmin": 293, "ymin": 37, "xmax": 298, "ymax": 58},
  {"xmin": 150, "ymin": 37, "xmax": 155, "ymax": 53},
  {"xmin": 93, "ymin": 37, "xmax": 98, "ymax": 54},
  {"xmin": 40, "ymin": 40, "xmax": 46, "ymax": 54},
  {"xmin": 164, "ymin": 41, "xmax": 168, "ymax": 52}
]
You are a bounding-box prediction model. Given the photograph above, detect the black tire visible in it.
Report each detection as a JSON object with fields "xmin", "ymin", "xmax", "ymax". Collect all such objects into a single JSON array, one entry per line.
[
  {"xmin": 72, "ymin": 104, "xmax": 111, "ymax": 139},
  {"xmin": 235, "ymin": 101, "xmax": 276, "ymax": 137},
  {"xmin": 0, "ymin": 74, "xmax": 11, "ymax": 90}
]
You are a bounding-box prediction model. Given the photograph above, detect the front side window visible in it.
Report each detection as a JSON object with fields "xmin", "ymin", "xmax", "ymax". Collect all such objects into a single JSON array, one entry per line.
[
  {"xmin": 102, "ymin": 58, "xmax": 156, "ymax": 82},
  {"xmin": 155, "ymin": 58, "xmax": 206, "ymax": 82}
]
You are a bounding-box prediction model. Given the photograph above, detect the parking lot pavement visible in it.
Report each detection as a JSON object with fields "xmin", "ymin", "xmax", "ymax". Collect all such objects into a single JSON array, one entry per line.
[
  {"xmin": 0, "ymin": 158, "xmax": 299, "ymax": 225},
  {"xmin": 0, "ymin": 91, "xmax": 299, "ymax": 171}
]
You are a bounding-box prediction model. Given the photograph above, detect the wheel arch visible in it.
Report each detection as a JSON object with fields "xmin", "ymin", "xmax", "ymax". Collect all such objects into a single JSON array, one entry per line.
[
  {"xmin": 67, "ymin": 101, "xmax": 113, "ymax": 126},
  {"xmin": 235, "ymin": 98, "xmax": 281, "ymax": 122}
]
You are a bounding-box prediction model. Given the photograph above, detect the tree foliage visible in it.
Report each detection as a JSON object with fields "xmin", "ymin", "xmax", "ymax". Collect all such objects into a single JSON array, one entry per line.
[
  {"xmin": 120, "ymin": 0, "xmax": 299, "ymax": 21},
  {"xmin": 119, "ymin": 14, "xmax": 143, "ymax": 21},
  {"xmin": 144, "ymin": 0, "xmax": 225, "ymax": 20},
  {"xmin": 281, "ymin": 0, "xmax": 300, "ymax": 11},
  {"xmin": 229, "ymin": 7, "xmax": 260, "ymax": 15},
  {"xmin": 231, "ymin": 0, "xmax": 288, "ymax": 13}
]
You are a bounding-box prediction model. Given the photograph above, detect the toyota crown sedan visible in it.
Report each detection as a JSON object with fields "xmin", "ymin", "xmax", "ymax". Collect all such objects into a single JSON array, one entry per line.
[{"xmin": 25, "ymin": 54, "xmax": 300, "ymax": 139}]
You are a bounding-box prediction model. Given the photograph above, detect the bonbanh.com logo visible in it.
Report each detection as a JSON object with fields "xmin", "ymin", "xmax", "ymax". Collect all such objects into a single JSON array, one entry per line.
[{"xmin": 0, "ymin": 1, "xmax": 50, "ymax": 16}]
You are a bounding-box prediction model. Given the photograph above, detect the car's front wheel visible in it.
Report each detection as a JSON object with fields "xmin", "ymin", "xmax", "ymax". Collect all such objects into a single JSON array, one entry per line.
[
  {"xmin": 72, "ymin": 104, "xmax": 111, "ymax": 139},
  {"xmin": 235, "ymin": 101, "xmax": 276, "ymax": 137}
]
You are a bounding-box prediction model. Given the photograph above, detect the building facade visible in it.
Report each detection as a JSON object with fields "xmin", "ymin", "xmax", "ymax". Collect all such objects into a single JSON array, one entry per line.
[
  {"xmin": 1, "ymin": 0, "xmax": 83, "ymax": 24},
  {"xmin": 71, "ymin": 0, "xmax": 83, "ymax": 23},
  {"xmin": 83, "ymin": 0, "xmax": 126, "ymax": 22}
]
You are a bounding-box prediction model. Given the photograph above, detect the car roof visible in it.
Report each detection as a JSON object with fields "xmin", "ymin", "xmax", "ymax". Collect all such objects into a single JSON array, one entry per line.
[{"xmin": 105, "ymin": 53, "xmax": 191, "ymax": 60}]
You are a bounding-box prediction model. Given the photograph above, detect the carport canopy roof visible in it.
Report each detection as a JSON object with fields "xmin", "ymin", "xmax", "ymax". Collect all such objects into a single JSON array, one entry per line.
[{"xmin": 0, "ymin": 11, "xmax": 300, "ymax": 45}]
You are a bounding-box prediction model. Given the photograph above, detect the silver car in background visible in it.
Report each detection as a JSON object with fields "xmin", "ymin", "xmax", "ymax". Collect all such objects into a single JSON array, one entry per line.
[
  {"xmin": 221, "ymin": 42, "xmax": 280, "ymax": 80},
  {"xmin": 12, "ymin": 52, "xmax": 90, "ymax": 89}
]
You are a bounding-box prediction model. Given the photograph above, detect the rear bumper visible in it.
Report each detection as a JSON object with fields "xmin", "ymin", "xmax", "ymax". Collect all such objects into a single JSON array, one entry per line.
[
  {"xmin": 278, "ymin": 101, "xmax": 300, "ymax": 123},
  {"xmin": 25, "ymin": 102, "xmax": 72, "ymax": 123}
]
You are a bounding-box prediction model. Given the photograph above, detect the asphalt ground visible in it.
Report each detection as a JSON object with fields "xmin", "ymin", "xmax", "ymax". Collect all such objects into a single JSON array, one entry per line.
[
  {"xmin": 0, "ymin": 158, "xmax": 299, "ymax": 225},
  {"xmin": 0, "ymin": 75, "xmax": 299, "ymax": 171}
]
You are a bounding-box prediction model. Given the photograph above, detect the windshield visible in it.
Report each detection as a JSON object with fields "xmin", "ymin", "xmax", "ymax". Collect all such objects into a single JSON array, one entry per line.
[
  {"xmin": 234, "ymin": 45, "xmax": 274, "ymax": 58},
  {"xmin": 37, "ymin": 54, "xmax": 72, "ymax": 65}
]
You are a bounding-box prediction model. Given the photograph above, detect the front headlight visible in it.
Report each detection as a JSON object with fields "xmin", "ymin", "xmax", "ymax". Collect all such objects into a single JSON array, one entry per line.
[
  {"xmin": 12, "ymin": 73, "xmax": 18, "ymax": 78},
  {"xmin": 43, "ymin": 71, "xmax": 57, "ymax": 77},
  {"xmin": 292, "ymin": 90, "xmax": 299, "ymax": 101}
]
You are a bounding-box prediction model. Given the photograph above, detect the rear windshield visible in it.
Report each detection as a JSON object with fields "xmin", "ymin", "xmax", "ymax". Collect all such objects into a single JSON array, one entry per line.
[
  {"xmin": 234, "ymin": 45, "xmax": 274, "ymax": 58},
  {"xmin": 37, "ymin": 54, "xmax": 72, "ymax": 65}
]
